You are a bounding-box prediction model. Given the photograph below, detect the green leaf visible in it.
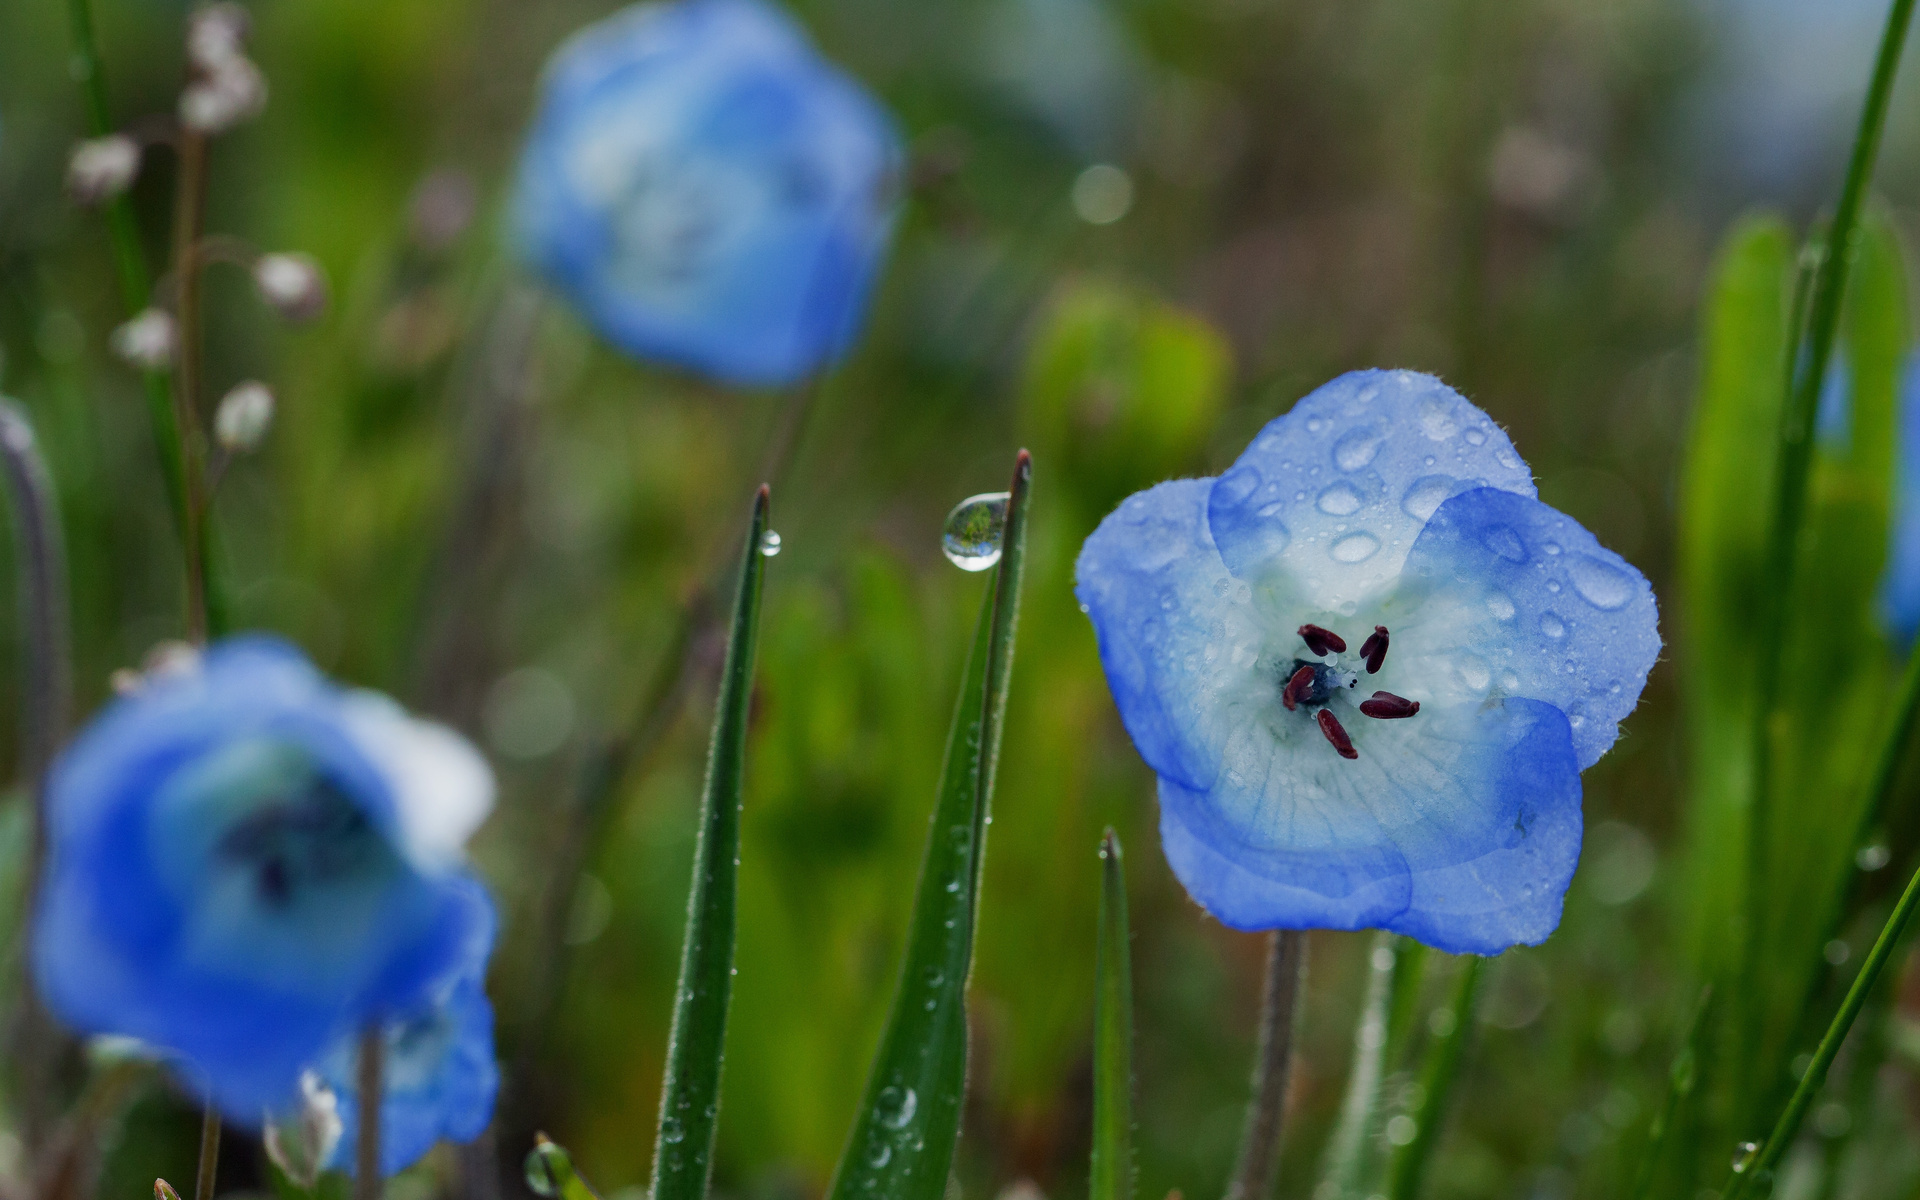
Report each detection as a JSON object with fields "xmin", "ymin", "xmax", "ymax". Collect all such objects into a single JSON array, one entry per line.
[
  {"xmin": 648, "ymin": 486, "xmax": 772, "ymax": 1200},
  {"xmin": 1091, "ymin": 829, "xmax": 1135, "ymax": 1200},
  {"xmin": 825, "ymin": 452, "xmax": 1032, "ymax": 1200}
]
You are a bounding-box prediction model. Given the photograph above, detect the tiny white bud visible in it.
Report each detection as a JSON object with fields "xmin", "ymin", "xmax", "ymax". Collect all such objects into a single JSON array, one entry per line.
[
  {"xmin": 252, "ymin": 253, "xmax": 328, "ymax": 322},
  {"xmin": 186, "ymin": 3, "xmax": 251, "ymax": 72},
  {"xmin": 110, "ymin": 309, "xmax": 177, "ymax": 369},
  {"xmin": 180, "ymin": 57, "xmax": 267, "ymax": 133},
  {"xmin": 66, "ymin": 135, "xmax": 141, "ymax": 206},
  {"xmin": 214, "ymin": 381, "xmax": 274, "ymax": 452},
  {"xmin": 263, "ymin": 1072, "xmax": 342, "ymax": 1190}
]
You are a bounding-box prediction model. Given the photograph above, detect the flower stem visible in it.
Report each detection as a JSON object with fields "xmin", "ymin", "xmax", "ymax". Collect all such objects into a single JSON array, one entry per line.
[
  {"xmin": 192, "ymin": 1100, "xmax": 221, "ymax": 1200},
  {"xmin": 1315, "ymin": 932, "xmax": 1398, "ymax": 1200},
  {"xmin": 1386, "ymin": 957, "xmax": 1485, "ymax": 1200},
  {"xmin": 1223, "ymin": 930, "xmax": 1307, "ymax": 1200},
  {"xmin": 169, "ymin": 129, "xmax": 213, "ymax": 644},
  {"xmin": 356, "ymin": 1025, "xmax": 384, "ymax": 1200},
  {"xmin": 1724, "ymin": 847, "xmax": 1920, "ymax": 1199}
]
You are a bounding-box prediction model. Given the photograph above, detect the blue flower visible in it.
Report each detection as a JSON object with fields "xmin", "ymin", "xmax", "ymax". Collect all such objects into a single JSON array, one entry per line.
[
  {"xmin": 1075, "ymin": 370, "xmax": 1661, "ymax": 954},
  {"xmin": 513, "ymin": 0, "xmax": 902, "ymax": 387},
  {"xmin": 1885, "ymin": 352, "xmax": 1920, "ymax": 639},
  {"xmin": 318, "ymin": 919, "xmax": 499, "ymax": 1179},
  {"xmin": 33, "ymin": 637, "xmax": 496, "ymax": 1120}
]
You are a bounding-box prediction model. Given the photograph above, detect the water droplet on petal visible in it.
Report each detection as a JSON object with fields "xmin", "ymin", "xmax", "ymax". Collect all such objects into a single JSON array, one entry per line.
[
  {"xmin": 1486, "ymin": 593, "xmax": 1515, "ymax": 620},
  {"xmin": 1418, "ymin": 399, "xmax": 1457, "ymax": 440},
  {"xmin": 877, "ymin": 1085, "xmax": 918, "ymax": 1129},
  {"xmin": 1333, "ymin": 426, "xmax": 1385, "ymax": 471},
  {"xmin": 1402, "ymin": 475, "xmax": 1455, "ymax": 521},
  {"xmin": 942, "ymin": 492, "xmax": 1010, "ymax": 571},
  {"xmin": 759, "ymin": 530, "xmax": 782, "ymax": 557},
  {"xmin": 1329, "ymin": 532, "xmax": 1380, "ymax": 563},
  {"xmin": 1458, "ymin": 655, "xmax": 1491, "ymax": 691},
  {"xmin": 1483, "ymin": 525, "xmax": 1527, "ymax": 562},
  {"xmin": 1463, "ymin": 427, "xmax": 1487, "ymax": 446},
  {"xmin": 1541, "ymin": 613, "xmax": 1566, "ymax": 639},
  {"xmin": 1316, "ymin": 482, "xmax": 1363, "ymax": 516},
  {"xmin": 1567, "ymin": 554, "xmax": 1634, "ymax": 610}
]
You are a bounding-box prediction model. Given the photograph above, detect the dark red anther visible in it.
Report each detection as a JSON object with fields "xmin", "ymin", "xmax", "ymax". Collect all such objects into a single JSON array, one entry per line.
[
  {"xmin": 1282, "ymin": 665, "xmax": 1315, "ymax": 712},
  {"xmin": 1316, "ymin": 709, "xmax": 1358, "ymax": 759},
  {"xmin": 1359, "ymin": 691, "xmax": 1420, "ymax": 719},
  {"xmin": 1359, "ymin": 625, "xmax": 1389, "ymax": 674},
  {"xmin": 1299, "ymin": 623, "xmax": 1347, "ymax": 656}
]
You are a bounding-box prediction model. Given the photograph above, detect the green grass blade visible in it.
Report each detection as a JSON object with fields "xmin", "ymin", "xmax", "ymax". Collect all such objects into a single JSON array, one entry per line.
[
  {"xmin": 1092, "ymin": 828, "xmax": 1135, "ymax": 1200},
  {"xmin": 1628, "ymin": 987, "xmax": 1713, "ymax": 1200},
  {"xmin": 648, "ymin": 486, "xmax": 772, "ymax": 1200},
  {"xmin": 825, "ymin": 451, "xmax": 1032, "ymax": 1200},
  {"xmin": 1385, "ymin": 956, "xmax": 1486, "ymax": 1200},
  {"xmin": 1317, "ymin": 932, "xmax": 1400, "ymax": 1200},
  {"xmin": 528, "ymin": 1134, "xmax": 603, "ymax": 1200}
]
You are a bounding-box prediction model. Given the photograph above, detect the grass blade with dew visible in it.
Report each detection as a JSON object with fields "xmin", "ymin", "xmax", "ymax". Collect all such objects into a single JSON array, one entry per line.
[
  {"xmin": 1092, "ymin": 828, "xmax": 1135, "ymax": 1200},
  {"xmin": 1386, "ymin": 956, "xmax": 1486, "ymax": 1200},
  {"xmin": 528, "ymin": 1135, "xmax": 601, "ymax": 1200},
  {"xmin": 1317, "ymin": 932, "xmax": 1401, "ymax": 1200},
  {"xmin": 825, "ymin": 451, "xmax": 1031, "ymax": 1200},
  {"xmin": 1628, "ymin": 986, "xmax": 1713, "ymax": 1200},
  {"xmin": 648, "ymin": 486, "xmax": 772, "ymax": 1200}
]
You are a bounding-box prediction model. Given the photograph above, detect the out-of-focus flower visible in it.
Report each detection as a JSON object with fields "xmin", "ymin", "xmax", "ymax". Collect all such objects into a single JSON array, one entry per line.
[
  {"xmin": 1075, "ymin": 370, "xmax": 1660, "ymax": 954},
  {"xmin": 187, "ymin": 3, "xmax": 251, "ymax": 72},
  {"xmin": 180, "ymin": 4, "xmax": 267, "ymax": 134},
  {"xmin": 32, "ymin": 637, "xmax": 496, "ymax": 1120},
  {"xmin": 67, "ymin": 135, "xmax": 142, "ymax": 206},
  {"xmin": 1883, "ymin": 353, "xmax": 1920, "ymax": 639},
  {"xmin": 317, "ymin": 925, "xmax": 499, "ymax": 1177},
  {"xmin": 253, "ymin": 253, "xmax": 329, "ymax": 323},
  {"xmin": 409, "ymin": 169, "xmax": 480, "ymax": 251},
  {"xmin": 111, "ymin": 308, "xmax": 177, "ymax": 369},
  {"xmin": 513, "ymin": 0, "xmax": 903, "ymax": 387},
  {"xmin": 215, "ymin": 381, "xmax": 275, "ymax": 452}
]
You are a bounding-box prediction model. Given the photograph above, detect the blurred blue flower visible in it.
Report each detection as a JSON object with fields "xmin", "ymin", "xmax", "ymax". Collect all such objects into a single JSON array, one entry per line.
[
  {"xmin": 1884, "ymin": 352, "xmax": 1920, "ymax": 639},
  {"xmin": 513, "ymin": 0, "xmax": 902, "ymax": 387},
  {"xmin": 1076, "ymin": 370, "xmax": 1660, "ymax": 954},
  {"xmin": 33, "ymin": 637, "xmax": 496, "ymax": 1120},
  {"xmin": 319, "ymin": 918, "xmax": 499, "ymax": 1178}
]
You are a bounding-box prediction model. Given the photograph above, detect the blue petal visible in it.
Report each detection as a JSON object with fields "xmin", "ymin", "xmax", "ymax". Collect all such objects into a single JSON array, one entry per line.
[
  {"xmin": 1882, "ymin": 350, "xmax": 1920, "ymax": 640},
  {"xmin": 513, "ymin": 0, "xmax": 902, "ymax": 387},
  {"xmin": 1206, "ymin": 370, "xmax": 1537, "ymax": 610},
  {"xmin": 1160, "ymin": 697, "xmax": 1583, "ymax": 955},
  {"xmin": 1399, "ymin": 487, "xmax": 1661, "ymax": 769}
]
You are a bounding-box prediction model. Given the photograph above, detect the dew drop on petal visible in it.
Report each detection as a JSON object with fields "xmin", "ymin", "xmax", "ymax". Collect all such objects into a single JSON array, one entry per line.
[
  {"xmin": 1418, "ymin": 399, "xmax": 1458, "ymax": 440},
  {"xmin": 1216, "ymin": 465, "xmax": 1260, "ymax": 505},
  {"xmin": 1541, "ymin": 613, "xmax": 1566, "ymax": 639},
  {"xmin": 1333, "ymin": 426, "xmax": 1385, "ymax": 471},
  {"xmin": 1486, "ymin": 593, "xmax": 1515, "ymax": 620},
  {"xmin": 942, "ymin": 492, "xmax": 1010, "ymax": 571},
  {"xmin": 1316, "ymin": 482, "xmax": 1363, "ymax": 516},
  {"xmin": 1464, "ymin": 427, "xmax": 1487, "ymax": 446},
  {"xmin": 1483, "ymin": 525, "xmax": 1527, "ymax": 562},
  {"xmin": 759, "ymin": 530, "xmax": 782, "ymax": 557},
  {"xmin": 1402, "ymin": 475, "xmax": 1455, "ymax": 521},
  {"xmin": 1329, "ymin": 532, "xmax": 1381, "ymax": 563},
  {"xmin": 1458, "ymin": 655, "xmax": 1491, "ymax": 691},
  {"xmin": 1567, "ymin": 554, "xmax": 1634, "ymax": 610}
]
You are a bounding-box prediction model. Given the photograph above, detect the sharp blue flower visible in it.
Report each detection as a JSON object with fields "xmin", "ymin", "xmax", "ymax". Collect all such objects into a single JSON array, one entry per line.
[
  {"xmin": 513, "ymin": 0, "xmax": 902, "ymax": 387},
  {"xmin": 1075, "ymin": 370, "xmax": 1661, "ymax": 954},
  {"xmin": 32, "ymin": 636, "xmax": 496, "ymax": 1120},
  {"xmin": 318, "ymin": 919, "xmax": 499, "ymax": 1179}
]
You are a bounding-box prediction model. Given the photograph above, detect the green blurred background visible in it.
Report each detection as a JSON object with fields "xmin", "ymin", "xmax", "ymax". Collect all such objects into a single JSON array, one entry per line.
[{"xmin": 7, "ymin": 1, "xmax": 1920, "ymax": 1198}]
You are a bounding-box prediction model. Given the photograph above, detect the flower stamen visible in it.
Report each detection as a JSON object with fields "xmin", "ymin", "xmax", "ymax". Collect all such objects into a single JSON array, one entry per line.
[
  {"xmin": 1359, "ymin": 626, "xmax": 1389, "ymax": 674},
  {"xmin": 1316, "ymin": 709, "xmax": 1358, "ymax": 759},
  {"xmin": 1299, "ymin": 623, "xmax": 1347, "ymax": 656},
  {"xmin": 1282, "ymin": 664, "xmax": 1315, "ymax": 712},
  {"xmin": 1359, "ymin": 691, "xmax": 1420, "ymax": 719}
]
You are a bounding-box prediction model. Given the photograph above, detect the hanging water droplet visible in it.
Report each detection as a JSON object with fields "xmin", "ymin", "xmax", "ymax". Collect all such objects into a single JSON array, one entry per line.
[
  {"xmin": 877, "ymin": 1085, "xmax": 919, "ymax": 1129},
  {"xmin": 525, "ymin": 1141, "xmax": 569, "ymax": 1197},
  {"xmin": 942, "ymin": 492, "xmax": 1011, "ymax": 572},
  {"xmin": 759, "ymin": 530, "xmax": 782, "ymax": 557},
  {"xmin": 1731, "ymin": 1142, "xmax": 1760, "ymax": 1173}
]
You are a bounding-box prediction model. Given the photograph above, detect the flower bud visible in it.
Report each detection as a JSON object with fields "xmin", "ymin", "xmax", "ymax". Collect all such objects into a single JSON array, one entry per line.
[
  {"xmin": 263, "ymin": 1073, "xmax": 342, "ymax": 1190},
  {"xmin": 186, "ymin": 3, "xmax": 251, "ymax": 72},
  {"xmin": 180, "ymin": 57, "xmax": 267, "ymax": 134},
  {"xmin": 252, "ymin": 252, "xmax": 328, "ymax": 322},
  {"xmin": 110, "ymin": 309, "xmax": 177, "ymax": 369},
  {"xmin": 66, "ymin": 135, "xmax": 141, "ymax": 206},
  {"xmin": 214, "ymin": 381, "xmax": 274, "ymax": 452}
]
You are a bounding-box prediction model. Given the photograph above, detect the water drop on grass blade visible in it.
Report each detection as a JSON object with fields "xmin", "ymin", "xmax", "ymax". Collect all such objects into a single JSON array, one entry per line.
[
  {"xmin": 942, "ymin": 492, "xmax": 1011, "ymax": 571},
  {"xmin": 760, "ymin": 530, "xmax": 782, "ymax": 557}
]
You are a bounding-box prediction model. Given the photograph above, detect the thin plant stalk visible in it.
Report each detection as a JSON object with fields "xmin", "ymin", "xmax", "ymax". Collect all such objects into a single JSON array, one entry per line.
[
  {"xmin": 0, "ymin": 402, "xmax": 74, "ymax": 1156},
  {"xmin": 61, "ymin": 0, "xmax": 191, "ymax": 543},
  {"xmin": 1386, "ymin": 956, "xmax": 1486, "ymax": 1200},
  {"xmin": 1223, "ymin": 930, "xmax": 1308, "ymax": 1200},
  {"xmin": 1724, "ymin": 847, "xmax": 1920, "ymax": 1198},
  {"xmin": 1628, "ymin": 986, "xmax": 1713, "ymax": 1200},
  {"xmin": 193, "ymin": 1101, "xmax": 221, "ymax": 1200},
  {"xmin": 1092, "ymin": 828, "xmax": 1135, "ymax": 1200},
  {"xmin": 356, "ymin": 1026, "xmax": 384, "ymax": 1200},
  {"xmin": 1741, "ymin": 0, "xmax": 1916, "ymax": 1076},
  {"xmin": 1317, "ymin": 932, "xmax": 1399, "ymax": 1200},
  {"xmin": 169, "ymin": 128, "xmax": 214, "ymax": 644}
]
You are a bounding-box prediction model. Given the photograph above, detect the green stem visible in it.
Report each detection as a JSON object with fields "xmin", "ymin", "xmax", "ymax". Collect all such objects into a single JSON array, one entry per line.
[
  {"xmin": 1740, "ymin": 0, "xmax": 1915, "ymax": 1109},
  {"xmin": 1091, "ymin": 829, "xmax": 1136, "ymax": 1200},
  {"xmin": 192, "ymin": 1101, "xmax": 221, "ymax": 1200},
  {"xmin": 1223, "ymin": 930, "xmax": 1308, "ymax": 1200},
  {"xmin": 169, "ymin": 129, "xmax": 212, "ymax": 643},
  {"xmin": 1725, "ymin": 852, "xmax": 1920, "ymax": 1199},
  {"xmin": 1628, "ymin": 986, "xmax": 1713, "ymax": 1200},
  {"xmin": 1317, "ymin": 933, "xmax": 1399, "ymax": 1200},
  {"xmin": 1386, "ymin": 957, "xmax": 1486, "ymax": 1200}
]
